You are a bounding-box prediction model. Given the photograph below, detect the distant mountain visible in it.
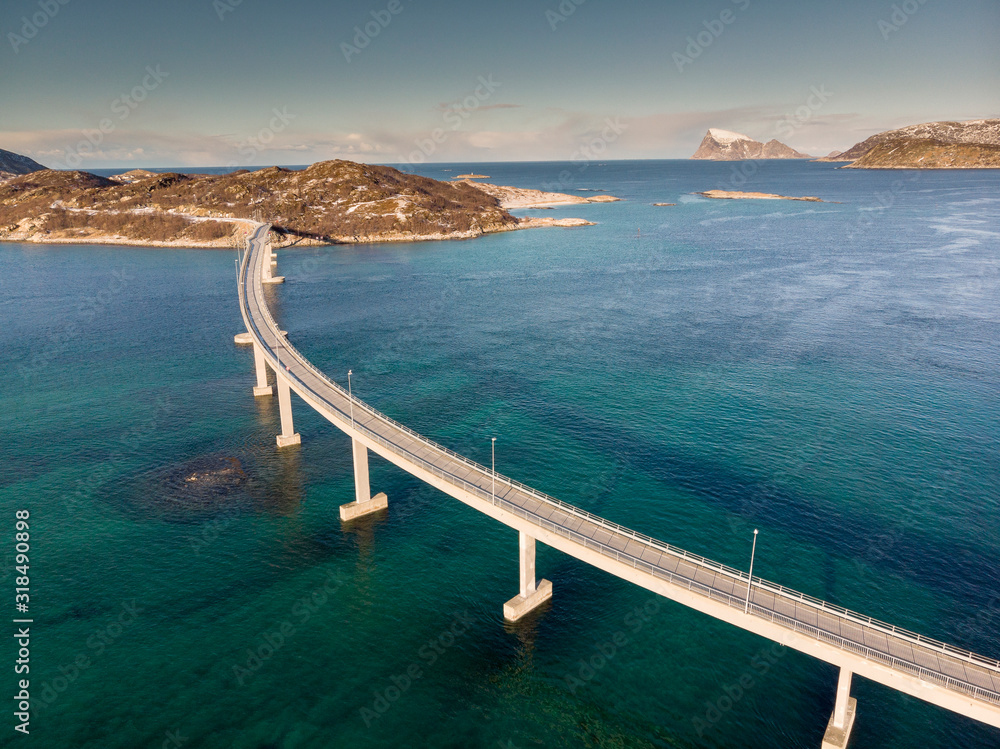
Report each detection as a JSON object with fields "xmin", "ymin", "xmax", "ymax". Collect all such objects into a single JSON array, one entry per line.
[
  {"xmin": 691, "ymin": 129, "xmax": 811, "ymax": 160},
  {"xmin": 0, "ymin": 148, "xmax": 46, "ymax": 179},
  {"xmin": 817, "ymin": 119, "xmax": 1000, "ymax": 168}
]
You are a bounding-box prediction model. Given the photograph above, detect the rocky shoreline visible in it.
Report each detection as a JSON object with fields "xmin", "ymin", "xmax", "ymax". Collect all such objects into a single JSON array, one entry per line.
[
  {"xmin": 0, "ymin": 161, "xmax": 621, "ymax": 249},
  {"xmin": 463, "ymin": 181, "xmax": 621, "ymax": 209},
  {"xmin": 817, "ymin": 119, "xmax": 1000, "ymax": 169}
]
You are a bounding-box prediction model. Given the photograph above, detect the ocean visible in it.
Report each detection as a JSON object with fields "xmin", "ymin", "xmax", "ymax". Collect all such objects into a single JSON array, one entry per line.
[{"xmin": 1, "ymin": 160, "xmax": 998, "ymax": 748}]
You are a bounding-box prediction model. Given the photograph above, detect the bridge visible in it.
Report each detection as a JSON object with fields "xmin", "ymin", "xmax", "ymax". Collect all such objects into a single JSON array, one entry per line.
[{"xmin": 236, "ymin": 223, "xmax": 1000, "ymax": 748}]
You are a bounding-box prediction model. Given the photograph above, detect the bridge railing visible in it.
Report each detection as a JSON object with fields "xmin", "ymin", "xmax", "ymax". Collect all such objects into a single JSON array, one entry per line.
[{"xmin": 239, "ymin": 227, "xmax": 1000, "ymax": 694}]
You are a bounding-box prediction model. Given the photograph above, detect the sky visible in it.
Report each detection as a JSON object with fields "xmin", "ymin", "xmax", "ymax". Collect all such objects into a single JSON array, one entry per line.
[{"xmin": 1, "ymin": 0, "xmax": 998, "ymax": 169}]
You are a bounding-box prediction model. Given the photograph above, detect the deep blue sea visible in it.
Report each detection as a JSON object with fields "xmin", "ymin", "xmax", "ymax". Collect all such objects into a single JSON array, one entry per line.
[{"xmin": 1, "ymin": 160, "xmax": 999, "ymax": 748}]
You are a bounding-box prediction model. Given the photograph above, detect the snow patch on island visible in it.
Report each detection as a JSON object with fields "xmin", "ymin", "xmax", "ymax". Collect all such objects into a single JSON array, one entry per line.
[{"xmin": 707, "ymin": 128, "xmax": 752, "ymax": 144}]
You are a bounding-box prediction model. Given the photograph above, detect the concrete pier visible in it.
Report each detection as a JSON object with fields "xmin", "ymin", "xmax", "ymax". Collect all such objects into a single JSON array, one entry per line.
[
  {"xmin": 339, "ymin": 439, "xmax": 388, "ymax": 520},
  {"xmin": 275, "ymin": 376, "xmax": 301, "ymax": 448},
  {"xmin": 821, "ymin": 668, "xmax": 857, "ymax": 749},
  {"xmin": 252, "ymin": 344, "xmax": 272, "ymax": 397},
  {"xmin": 503, "ymin": 532, "xmax": 552, "ymax": 621},
  {"xmin": 260, "ymin": 237, "xmax": 284, "ymax": 284}
]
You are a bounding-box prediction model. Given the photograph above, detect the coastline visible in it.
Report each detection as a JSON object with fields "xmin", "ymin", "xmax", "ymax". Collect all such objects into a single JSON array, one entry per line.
[
  {"xmin": 0, "ymin": 215, "xmax": 599, "ymax": 249},
  {"xmin": 0, "ymin": 180, "xmax": 621, "ymax": 249}
]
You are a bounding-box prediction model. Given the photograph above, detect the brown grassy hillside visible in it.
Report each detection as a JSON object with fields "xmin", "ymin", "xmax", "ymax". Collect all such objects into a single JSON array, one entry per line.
[
  {"xmin": 0, "ymin": 160, "xmax": 519, "ymax": 246},
  {"xmin": 844, "ymin": 137, "xmax": 1000, "ymax": 169}
]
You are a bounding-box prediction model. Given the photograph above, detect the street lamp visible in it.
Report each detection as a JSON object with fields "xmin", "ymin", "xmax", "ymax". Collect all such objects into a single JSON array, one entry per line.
[
  {"xmin": 744, "ymin": 528, "xmax": 759, "ymax": 615},
  {"xmin": 491, "ymin": 437, "xmax": 496, "ymax": 503},
  {"xmin": 348, "ymin": 370, "xmax": 354, "ymax": 427}
]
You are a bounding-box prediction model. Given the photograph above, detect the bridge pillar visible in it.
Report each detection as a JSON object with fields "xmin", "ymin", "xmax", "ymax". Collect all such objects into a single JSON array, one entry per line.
[
  {"xmin": 503, "ymin": 532, "xmax": 552, "ymax": 622},
  {"xmin": 821, "ymin": 668, "xmax": 856, "ymax": 749},
  {"xmin": 275, "ymin": 376, "xmax": 301, "ymax": 448},
  {"xmin": 339, "ymin": 438, "xmax": 387, "ymax": 521},
  {"xmin": 252, "ymin": 344, "xmax": 272, "ymax": 397},
  {"xmin": 261, "ymin": 238, "xmax": 284, "ymax": 284}
]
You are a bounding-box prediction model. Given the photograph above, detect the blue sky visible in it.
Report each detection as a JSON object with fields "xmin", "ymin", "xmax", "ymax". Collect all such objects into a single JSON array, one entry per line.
[{"xmin": 1, "ymin": 0, "xmax": 997, "ymax": 168}]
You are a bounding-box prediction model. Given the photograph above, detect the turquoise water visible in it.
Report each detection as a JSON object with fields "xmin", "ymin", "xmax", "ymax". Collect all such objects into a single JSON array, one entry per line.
[{"xmin": 1, "ymin": 160, "xmax": 998, "ymax": 748}]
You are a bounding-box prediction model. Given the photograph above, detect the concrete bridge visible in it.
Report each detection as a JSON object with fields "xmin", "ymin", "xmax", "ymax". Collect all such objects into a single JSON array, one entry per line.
[{"xmin": 236, "ymin": 223, "xmax": 1000, "ymax": 748}]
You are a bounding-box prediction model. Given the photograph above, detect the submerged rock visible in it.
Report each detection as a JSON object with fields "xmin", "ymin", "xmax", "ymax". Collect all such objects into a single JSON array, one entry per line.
[{"xmin": 127, "ymin": 455, "xmax": 254, "ymax": 522}]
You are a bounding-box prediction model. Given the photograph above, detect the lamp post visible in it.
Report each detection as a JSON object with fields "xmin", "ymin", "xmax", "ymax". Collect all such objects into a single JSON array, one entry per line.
[
  {"xmin": 348, "ymin": 370, "xmax": 354, "ymax": 428},
  {"xmin": 491, "ymin": 437, "xmax": 496, "ymax": 503},
  {"xmin": 744, "ymin": 528, "xmax": 759, "ymax": 615}
]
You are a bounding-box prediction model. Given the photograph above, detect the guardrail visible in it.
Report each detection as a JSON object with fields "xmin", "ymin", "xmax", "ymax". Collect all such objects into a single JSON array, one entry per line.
[{"xmin": 238, "ymin": 225, "xmax": 1000, "ymax": 704}]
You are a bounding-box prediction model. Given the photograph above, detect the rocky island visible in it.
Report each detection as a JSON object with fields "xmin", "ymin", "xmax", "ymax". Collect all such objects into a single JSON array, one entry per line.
[
  {"xmin": 0, "ymin": 157, "xmax": 619, "ymax": 248},
  {"xmin": 462, "ymin": 181, "xmax": 621, "ymax": 208},
  {"xmin": 692, "ymin": 129, "xmax": 811, "ymax": 160},
  {"xmin": 697, "ymin": 190, "xmax": 823, "ymax": 202},
  {"xmin": 817, "ymin": 119, "xmax": 1000, "ymax": 169}
]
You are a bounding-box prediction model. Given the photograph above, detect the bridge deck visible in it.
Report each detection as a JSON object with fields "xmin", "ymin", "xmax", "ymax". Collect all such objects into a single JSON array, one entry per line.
[{"xmin": 238, "ymin": 224, "xmax": 1000, "ymax": 729}]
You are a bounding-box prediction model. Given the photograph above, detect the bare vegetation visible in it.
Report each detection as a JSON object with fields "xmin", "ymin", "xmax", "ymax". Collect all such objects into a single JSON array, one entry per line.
[{"xmin": 0, "ymin": 160, "xmax": 518, "ymax": 247}]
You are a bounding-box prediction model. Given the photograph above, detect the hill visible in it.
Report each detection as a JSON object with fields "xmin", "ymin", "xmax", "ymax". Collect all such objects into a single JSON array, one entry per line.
[
  {"xmin": 818, "ymin": 119, "xmax": 1000, "ymax": 168},
  {"xmin": 0, "ymin": 160, "xmax": 613, "ymax": 247},
  {"xmin": 0, "ymin": 148, "xmax": 46, "ymax": 180}
]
